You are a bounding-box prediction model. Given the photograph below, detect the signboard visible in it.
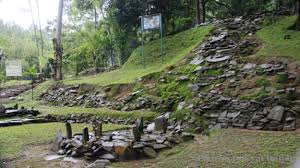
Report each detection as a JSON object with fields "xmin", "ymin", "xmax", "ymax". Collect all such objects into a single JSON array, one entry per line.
[
  {"xmin": 141, "ymin": 13, "xmax": 163, "ymax": 68},
  {"xmin": 5, "ymin": 60, "xmax": 22, "ymax": 77},
  {"xmin": 143, "ymin": 15, "xmax": 161, "ymax": 30}
]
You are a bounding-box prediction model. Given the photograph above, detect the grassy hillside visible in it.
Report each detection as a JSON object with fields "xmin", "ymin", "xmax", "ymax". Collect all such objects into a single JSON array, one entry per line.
[
  {"xmin": 256, "ymin": 16, "xmax": 300, "ymax": 61},
  {"xmin": 63, "ymin": 26, "xmax": 212, "ymax": 86}
]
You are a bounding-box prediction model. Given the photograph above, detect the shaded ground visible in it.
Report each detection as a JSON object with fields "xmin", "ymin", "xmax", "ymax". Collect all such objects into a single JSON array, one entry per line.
[{"xmin": 113, "ymin": 129, "xmax": 300, "ymax": 168}]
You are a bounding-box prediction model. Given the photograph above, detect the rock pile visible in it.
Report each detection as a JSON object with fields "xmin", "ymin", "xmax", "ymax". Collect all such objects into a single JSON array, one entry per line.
[
  {"xmin": 43, "ymin": 113, "xmax": 137, "ymax": 125},
  {"xmin": 0, "ymin": 105, "xmax": 39, "ymax": 118},
  {"xmin": 177, "ymin": 12, "xmax": 299, "ymax": 131},
  {"xmin": 0, "ymin": 82, "xmax": 41, "ymax": 99},
  {"xmin": 54, "ymin": 116, "xmax": 194, "ymax": 167},
  {"xmin": 0, "ymin": 117, "xmax": 46, "ymax": 127}
]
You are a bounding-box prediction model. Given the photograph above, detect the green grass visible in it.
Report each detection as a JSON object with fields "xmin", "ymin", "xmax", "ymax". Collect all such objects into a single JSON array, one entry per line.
[
  {"xmin": 240, "ymin": 88, "xmax": 272, "ymax": 101},
  {"xmin": 256, "ymin": 16, "xmax": 300, "ymax": 61},
  {"xmin": 0, "ymin": 123, "xmax": 129, "ymax": 159},
  {"xmin": 63, "ymin": 26, "xmax": 212, "ymax": 86},
  {"xmin": 113, "ymin": 129, "xmax": 300, "ymax": 168}
]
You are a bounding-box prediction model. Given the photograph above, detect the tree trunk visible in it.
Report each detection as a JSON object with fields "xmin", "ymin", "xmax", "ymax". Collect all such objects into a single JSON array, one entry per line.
[
  {"xmin": 202, "ymin": 1, "xmax": 206, "ymax": 23},
  {"xmin": 196, "ymin": 0, "xmax": 205, "ymax": 25},
  {"xmin": 55, "ymin": 0, "xmax": 64, "ymax": 80},
  {"xmin": 296, "ymin": 0, "xmax": 300, "ymax": 31}
]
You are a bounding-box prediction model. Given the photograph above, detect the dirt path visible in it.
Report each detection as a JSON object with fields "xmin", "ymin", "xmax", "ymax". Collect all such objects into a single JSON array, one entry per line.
[{"xmin": 4, "ymin": 144, "xmax": 89, "ymax": 168}]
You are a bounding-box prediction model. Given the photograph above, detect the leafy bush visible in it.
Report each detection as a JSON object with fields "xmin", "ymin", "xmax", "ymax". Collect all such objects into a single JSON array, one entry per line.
[{"xmin": 171, "ymin": 109, "xmax": 191, "ymax": 120}]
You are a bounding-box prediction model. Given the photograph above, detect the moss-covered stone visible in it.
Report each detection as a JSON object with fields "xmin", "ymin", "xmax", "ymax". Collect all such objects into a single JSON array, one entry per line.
[{"xmin": 276, "ymin": 72, "xmax": 289, "ymax": 84}]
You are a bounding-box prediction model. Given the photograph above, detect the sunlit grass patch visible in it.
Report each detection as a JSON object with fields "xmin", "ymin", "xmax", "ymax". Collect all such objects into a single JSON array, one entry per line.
[{"xmin": 256, "ymin": 16, "xmax": 300, "ymax": 62}]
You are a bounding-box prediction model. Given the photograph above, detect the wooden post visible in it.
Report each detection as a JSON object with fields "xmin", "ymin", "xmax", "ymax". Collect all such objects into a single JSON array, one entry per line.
[
  {"xmin": 83, "ymin": 126, "xmax": 89, "ymax": 143},
  {"xmin": 66, "ymin": 122, "xmax": 72, "ymax": 139}
]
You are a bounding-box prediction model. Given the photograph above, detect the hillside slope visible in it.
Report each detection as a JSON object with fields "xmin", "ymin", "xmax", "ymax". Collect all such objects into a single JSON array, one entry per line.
[
  {"xmin": 256, "ymin": 16, "xmax": 300, "ymax": 61},
  {"xmin": 63, "ymin": 26, "xmax": 212, "ymax": 86}
]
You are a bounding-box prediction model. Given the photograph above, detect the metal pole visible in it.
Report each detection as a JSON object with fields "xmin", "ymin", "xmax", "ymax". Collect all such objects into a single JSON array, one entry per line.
[
  {"xmin": 160, "ymin": 13, "xmax": 163, "ymax": 64},
  {"xmin": 141, "ymin": 16, "xmax": 145, "ymax": 68},
  {"xmin": 0, "ymin": 58, "xmax": 2, "ymax": 105},
  {"xmin": 0, "ymin": 50, "xmax": 3, "ymax": 105}
]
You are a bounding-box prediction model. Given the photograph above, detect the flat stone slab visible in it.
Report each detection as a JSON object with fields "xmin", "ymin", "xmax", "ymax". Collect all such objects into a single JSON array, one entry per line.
[
  {"xmin": 206, "ymin": 55, "xmax": 231, "ymax": 63},
  {"xmin": 267, "ymin": 106, "xmax": 285, "ymax": 121},
  {"xmin": 44, "ymin": 155, "xmax": 64, "ymax": 161}
]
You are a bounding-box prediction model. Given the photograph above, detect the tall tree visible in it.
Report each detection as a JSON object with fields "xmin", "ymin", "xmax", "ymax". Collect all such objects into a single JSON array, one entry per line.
[
  {"xmin": 196, "ymin": 0, "xmax": 205, "ymax": 24},
  {"xmin": 35, "ymin": 0, "xmax": 45, "ymax": 73},
  {"xmin": 54, "ymin": 0, "xmax": 64, "ymax": 80},
  {"xmin": 28, "ymin": 0, "xmax": 40, "ymax": 67}
]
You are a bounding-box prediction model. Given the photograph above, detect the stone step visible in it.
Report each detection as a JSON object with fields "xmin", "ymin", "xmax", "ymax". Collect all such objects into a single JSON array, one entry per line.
[{"xmin": 292, "ymin": 100, "xmax": 300, "ymax": 105}]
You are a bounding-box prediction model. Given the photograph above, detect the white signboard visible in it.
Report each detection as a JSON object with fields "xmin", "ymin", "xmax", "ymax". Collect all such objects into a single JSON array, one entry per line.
[
  {"xmin": 5, "ymin": 60, "xmax": 22, "ymax": 77},
  {"xmin": 143, "ymin": 15, "xmax": 161, "ymax": 30}
]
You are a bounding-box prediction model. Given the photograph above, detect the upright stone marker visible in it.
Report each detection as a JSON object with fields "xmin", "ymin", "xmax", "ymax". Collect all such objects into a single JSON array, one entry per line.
[
  {"xmin": 137, "ymin": 117, "xmax": 144, "ymax": 133},
  {"xmin": 93, "ymin": 121, "xmax": 102, "ymax": 138},
  {"xmin": 154, "ymin": 115, "xmax": 168, "ymax": 133},
  {"xmin": 66, "ymin": 122, "xmax": 72, "ymax": 139},
  {"xmin": 83, "ymin": 126, "xmax": 89, "ymax": 143},
  {"xmin": 132, "ymin": 126, "xmax": 141, "ymax": 142},
  {"xmin": 99, "ymin": 122, "xmax": 102, "ymax": 137}
]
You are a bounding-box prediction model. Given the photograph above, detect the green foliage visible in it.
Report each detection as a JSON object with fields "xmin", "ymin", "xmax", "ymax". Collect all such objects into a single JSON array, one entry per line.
[
  {"xmin": 276, "ymin": 73, "xmax": 289, "ymax": 84},
  {"xmin": 177, "ymin": 83, "xmax": 193, "ymax": 99},
  {"xmin": 24, "ymin": 65, "xmax": 38, "ymax": 79},
  {"xmin": 158, "ymin": 81, "xmax": 193, "ymax": 100},
  {"xmin": 205, "ymin": 69, "xmax": 222, "ymax": 76},
  {"xmin": 0, "ymin": 22, "xmax": 52, "ymax": 74},
  {"xmin": 178, "ymin": 64, "xmax": 197, "ymax": 74},
  {"xmin": 171, "ymin": 109, "xmax": 191, "ymax": 120},
  {"xmin": 240, "ymin": 89, "xmax": 271, "ymax": 101},
  {"xmin": 255, "ymin": 78, "xmax": 272, "ymax": 88}
]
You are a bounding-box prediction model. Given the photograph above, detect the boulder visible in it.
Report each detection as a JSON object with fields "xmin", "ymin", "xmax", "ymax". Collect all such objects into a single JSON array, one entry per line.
[
  {"xmin": 102, "ymin": 142, "xmax": 114, "ymax": 152},
  {"xmin": 51, "ymin": 130, "xmax": 64, "ymax": 152},
  {"xmin": 153, "ymin": 144, "xmax": 168, "ymax": 150},
  {"xmin": 99, "ymin": 153, "xmax": 116, "ymax": 161},
  {"xmin": 177, "ymin": 76, "xmax": 189, "ymax": 82},
  {"xmin": 146, "ymin": 123, "xmax": 155, "ymax": 132},
  {"xmin": 206, "ymin": 55, "xmax": 231, "ymax": 63},
  {"xmin": 267, "ymin": 106, "xmax": 285, "ymax": 121},
  {"xmin": 0, "ymin": 105, "xmax": 5, "ymax": 114},
  {"xmin": 154, "ymin": 116, "xmax": 168, "ymax": 133},
  {"xmin": 143, "ymin": 147, "xmax": 157, "ymax": 158}
]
